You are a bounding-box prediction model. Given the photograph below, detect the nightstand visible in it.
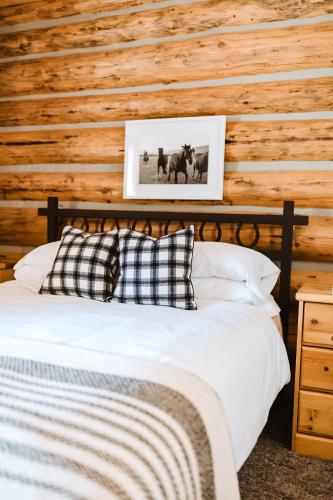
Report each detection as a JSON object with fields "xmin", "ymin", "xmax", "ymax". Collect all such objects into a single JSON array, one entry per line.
[
  {"xmin": 292, "ymin": 282, "xmax": 333, "ymax": 460},
  {"xmin": 0, "ymin": 263, "xmax": 14, "ymax": 283}
]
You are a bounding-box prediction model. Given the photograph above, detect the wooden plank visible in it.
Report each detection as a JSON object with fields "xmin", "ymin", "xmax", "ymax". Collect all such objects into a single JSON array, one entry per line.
[
  {"xmin": 303, "ymin": 302, "xmax": 333, "ymax": 346},
  {"xmin": 0, "ymin": 120, "xmax": 332, "ymax": 164},
  {"xmin": 223, "ymin": 170, "xmax": 333, "ymax": 207},
  {"xmin": 291, "ymin": 270, "xmax": 333, "ymax": 302},
  {"xmin": 1, "ymin": 0, "xmax": 332, "ymax": 57},
  {"xmin": 298, "ymin": 390, "xmax": 333, "ymax": 438},
  {"xmin": 1, "ymin": 77, "xmax": 332, "ymax": 127},
  {"xmin": 0, "ymin": 268, "xmax": 14, "ymax": 282},
  {"xmin": 0, "ymin": 0, "xmax": 163, "ymax": 27},
  {"xmin": 1, "ymin": 208, "xmax": 332, "ymax": 261},
  {"xmin": 0, "ymin": 170, "xmax": 332, "ymax": 208},
  {"xmin": 0, "ymin": 23, "xmax": 332, "ymax": 98},
  {"xmin": 0, "ymin": 249, "xmax": 26, "ymax": 266},
  {"xmin": 0, "ymin": 208, "xmax": 46, "ymax": 247},
  {"xmin": 293, "ymin": 433, "xmax": 333, "ymax": 460},
  {"xmin": 300, "ymin": 346, "xmax": 333, "ymax": 392},
  {"xmin": 225, "ymin": 120, "xmax": 333, "ymax": 162},
  {"xmin": 0, "ymin": 128, "xmax": 124, "ymax": 165}
]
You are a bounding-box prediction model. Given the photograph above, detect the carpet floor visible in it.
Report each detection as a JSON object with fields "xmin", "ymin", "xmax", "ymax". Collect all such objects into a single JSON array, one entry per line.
[{"xmin": 238, "ymin": 405, "xmax": 333, "ymax": 499}]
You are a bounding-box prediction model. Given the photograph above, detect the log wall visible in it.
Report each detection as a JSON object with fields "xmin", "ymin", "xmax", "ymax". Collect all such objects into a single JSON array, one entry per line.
[{"xmin": 0, "ymin": 0, "xmax": 332, "ymax": 342}]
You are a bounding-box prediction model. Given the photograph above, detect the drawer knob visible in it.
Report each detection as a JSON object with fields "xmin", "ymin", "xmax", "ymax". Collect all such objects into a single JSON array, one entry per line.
[
  {"xmin": 323, "ymin": 366, "xmax": 329, "ymax": 372},
  {"xmin": 311, "ymin": 318, "xmax": 318, "ymax": 325}
]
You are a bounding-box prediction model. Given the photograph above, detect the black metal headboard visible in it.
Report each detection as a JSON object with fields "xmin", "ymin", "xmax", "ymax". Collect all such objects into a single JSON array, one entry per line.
[{"xmin": 38, "ymin": 197, "xmax": 308, "ymax": 342}]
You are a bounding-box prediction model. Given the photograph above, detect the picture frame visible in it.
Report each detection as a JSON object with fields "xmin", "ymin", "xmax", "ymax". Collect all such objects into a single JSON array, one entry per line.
[{"xmin": 123, "ymin": 115, "xmax": 226, "ymax": 200}]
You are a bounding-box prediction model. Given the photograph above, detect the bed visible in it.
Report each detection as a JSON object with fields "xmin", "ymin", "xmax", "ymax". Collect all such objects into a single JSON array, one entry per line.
[{"xmin": 0, "ymin": 198, "xmax": 308, "ymax": 499}]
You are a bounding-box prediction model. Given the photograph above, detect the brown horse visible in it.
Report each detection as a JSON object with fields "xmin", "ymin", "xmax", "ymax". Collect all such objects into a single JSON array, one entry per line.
[
  {"xmin": 192, "ymin": 152, "xmax": 208, "ymax": 183},
  {"xmin": 157, "ymin": 147, "xmax": 167, "ymax": 174},
  {"xmin": 167, "ymin": 144, "xmax": 193, "ymax": 184}
]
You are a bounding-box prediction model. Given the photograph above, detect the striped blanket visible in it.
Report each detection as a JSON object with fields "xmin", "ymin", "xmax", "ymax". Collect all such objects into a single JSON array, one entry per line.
[{"xmin": 0, "ymin": 338, "xmax": 239, "ymax": 500}]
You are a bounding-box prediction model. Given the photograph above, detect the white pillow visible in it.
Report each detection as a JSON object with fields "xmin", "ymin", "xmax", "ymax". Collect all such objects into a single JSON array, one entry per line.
[
  {"xmin": 14, "ymin": 241, "xmax": 61, "ymax": 292},
  {"xmin": 14, "ymin": 241, "xmax": 61, "ymax": 271},
  {"xmin": 193, "ymin": 277, "xmax": 253, "ymax": 302},
  {"xmin": 192, "ymin": 241, "xmax": 279, "ymax": 300},
  {"xmin": 192, "ymin": 277, "xmax": 280, "ymax": 316},
  {"xmin": 14, "ymin": 265, "xmax": 51, "ymax": 292}
]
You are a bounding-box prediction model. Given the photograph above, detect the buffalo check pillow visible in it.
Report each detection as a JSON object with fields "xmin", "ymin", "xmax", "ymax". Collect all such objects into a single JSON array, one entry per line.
[
  {"xmin": 40, "ymin": 226, "xmax": 119, "ymax": 302},
  {"xmin": 112, "ymin": 226, "xmax": 196, "ymax": 310}
]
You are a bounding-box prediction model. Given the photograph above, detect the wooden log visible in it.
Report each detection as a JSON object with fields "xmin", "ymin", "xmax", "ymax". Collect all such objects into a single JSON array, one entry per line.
[
  {"xmin": 0, "ymin": 127, "xmax": 124, "ymax": 164},
  {"xmin": 0, "ymin": 23, "xmax": 332, "ymax": 97},
  {"xmin": 0, "ymin": 208, "xmax": 46, "ymax": 247},
  {"xmin": 1, "ymin": 0, "xmax": 331, "ymax": 57},
  {"xmin": 225, "ymin": 120, "xmax": 333, "ymax": 162},
  {"xmin": 0, "ymin": 120, "xmax": 332, "ymax": 164},
  {"xmin": 1, "ymin": 208, "xmax": 332, "ymax": 262},
  {"xmin": 1, "ymin": 77, "xmax": 332, "ymax": 127},
  {"xmin": 0, "ymin": 0, "xmax": 163, "ymax": 26},
  {"xmin": 0, "ymin": 170, "xmax": 332, "ymax": 209}
]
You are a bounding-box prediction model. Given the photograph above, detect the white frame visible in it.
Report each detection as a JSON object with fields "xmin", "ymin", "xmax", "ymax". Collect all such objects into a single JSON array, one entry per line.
[{"xmin": 123, "ymin": 116, "xmax": 226, "ymax": 200}]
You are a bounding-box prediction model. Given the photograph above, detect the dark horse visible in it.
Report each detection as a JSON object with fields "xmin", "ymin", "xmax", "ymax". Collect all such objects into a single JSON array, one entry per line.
[
  {"xmin": 157, "ymin": 147, "xmax": 167, "ymax": 174},
  {"xmin": 143, "ymin": 151, "xmax": 149, "ymax": 162},
  {"xmin": 167, "ymin": 144, "xmax": 193, "ymax": 184},
  {"xmin": 192, "ymin": 152, "xmax": 208, "ymax": 183}
]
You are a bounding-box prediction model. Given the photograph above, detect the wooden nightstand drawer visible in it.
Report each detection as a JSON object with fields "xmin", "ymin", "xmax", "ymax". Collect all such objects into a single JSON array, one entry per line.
[
  {"xmin": 300, "ymin": 347, "xmax": 333, "ymax": 392},
  {"xmin": 303, "ymin": 302, "xmax": 333, "ymax": 348},
  {"xmin": 298, "ymin": 390, "xmax": 333, "ymax": 438}
]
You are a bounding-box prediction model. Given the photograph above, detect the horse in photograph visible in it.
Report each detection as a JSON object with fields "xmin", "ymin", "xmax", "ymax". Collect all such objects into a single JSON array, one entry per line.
[
  {"xmin": 192, "ymin": 152, "xmax": 208, "ymax": 183},
  {"xmin": 167, "ymin": 144, "xmax": 193, "ymax": 184},
  {"xmin": 157, "ymin": 147, "xmax": 168, "ymax": 174}
]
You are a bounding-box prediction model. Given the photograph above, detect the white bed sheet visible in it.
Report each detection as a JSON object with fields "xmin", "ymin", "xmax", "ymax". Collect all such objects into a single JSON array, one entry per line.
[{"xmin": 0, "ymin": 280, "xmax": 290, "ymax": 470}]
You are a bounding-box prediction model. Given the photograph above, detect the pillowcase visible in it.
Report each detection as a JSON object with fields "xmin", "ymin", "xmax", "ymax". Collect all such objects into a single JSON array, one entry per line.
[
  {"xmin": 192, "ymin": 277, "xmax": 280, "ymax": 317},
  {"xmin": 40, "ymin": 226, "xmax": 119, "ymax": 302},
  {"xmin": 14, "ymin": 241, "xmax": 61, "ymax": 292},
  {"xmin": 192, "ymin": 241, "xmax": 280, "ymax": 300},
  {"xmin": 113, "ymin": 226, "xmax": 196, "ymax": 310},
  {"xmin": 15, "ymin": 265, "xmax": 52, "ymax": 293},
  {"xmin": 14, "ymin": 240, "xmax": 61, "ymax": 271}
]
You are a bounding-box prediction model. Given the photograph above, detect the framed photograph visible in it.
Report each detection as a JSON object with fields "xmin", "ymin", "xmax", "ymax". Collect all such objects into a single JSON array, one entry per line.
[{"xmin": 123, "ymin": 115, "xmax": 226, "ymax": 200}]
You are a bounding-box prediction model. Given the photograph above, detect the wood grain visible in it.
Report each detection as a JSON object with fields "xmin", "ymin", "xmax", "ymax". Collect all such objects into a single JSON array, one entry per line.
[
  {"xmin": 1, "ymin": 0, "xmax": 332, "ymax": 56},
  {"xmin": 1, "ymin": 77, "xmax": 332, "ymax": 126},
  {"xmin": 0, "ymin": 127, "xmax": 124, "ymax": 164},
  {"xmin": 1, "ymin": 23, "xmax": 332, "ymax": 97},
  {"xmin": 0, "ymin": 170, "xmax": 332, "ymax": 208},
  {"xmin": 300, "ymin": 346, "xmax": 333, "ymax": 392},
  {"xmin": 291, "ymin": 270, "xmax": 333, "ymax": 302},
  {"xmin": 0, "ymin": 208, "xmax": 46, "ymax": 247},
  {"xmin": 0, "ymin": 0, "xmax": 163, "ymax": 27},
  {"xmin": 303, "ymin": 302, "xmax": 333, "ymax": 347},
  {"xmin": 1, "ymin": 208, "xmax": 332, "ymax": 261},
  {"xmin": 0, "ymin": 120, "xmax": 332, "ymax": 164},
  {"xmin": 293, "ymin": 433, "xmax": 333, "ymax": 460}
]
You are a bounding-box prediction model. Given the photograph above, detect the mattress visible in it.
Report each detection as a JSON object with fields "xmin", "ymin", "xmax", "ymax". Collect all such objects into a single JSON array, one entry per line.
[{"xmin": 0, "ymin": 280, "xmax": 290, "ymax": 470}]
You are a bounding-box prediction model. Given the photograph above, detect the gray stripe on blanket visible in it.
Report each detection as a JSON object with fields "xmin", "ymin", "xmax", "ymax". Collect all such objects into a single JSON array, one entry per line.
[
  {"xmin": 0, "ymin": 398, "xmax": 169, "ymax": 499},
  {"xmin": 0, "ymin": 389, "xmax": 177, "ymax": 499},
  {"xmin": 0, "ymin": 414, "xmax": 155, "ymax": 500},
  {"xmin": 0, "ymin": 440, "xmax": 131, "ymax": 499},
  {"xmin": 0, "ymin": 470, "xmax": 85, "ymax": 500},
  {"xmin": 0, "ymin": 356, "xmax": 215, "ymax": 499},
  {"xmin": 0, "ymin": 374, "xmax": 190, "ymax": 498}
]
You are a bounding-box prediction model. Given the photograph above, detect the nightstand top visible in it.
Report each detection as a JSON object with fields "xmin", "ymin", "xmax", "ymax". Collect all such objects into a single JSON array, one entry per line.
[{"xmin": 296, "ymin": 282, "xmax": 333, "ymax": 304}]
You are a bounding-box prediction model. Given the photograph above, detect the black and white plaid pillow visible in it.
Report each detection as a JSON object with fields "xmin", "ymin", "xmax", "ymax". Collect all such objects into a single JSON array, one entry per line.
[
  {"xmin": 113, "ymin": 226, "xmax": 196, "ymax": 310},
  {"xmin": 40, "ymin": 226, "xmax": 119, "ymax": 302}
]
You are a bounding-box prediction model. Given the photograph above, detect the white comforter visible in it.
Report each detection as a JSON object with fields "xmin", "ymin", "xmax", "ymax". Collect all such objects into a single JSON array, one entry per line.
[{"xmin": 0, "ymin": 280, "xmax": 290, "ymax": 470}]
